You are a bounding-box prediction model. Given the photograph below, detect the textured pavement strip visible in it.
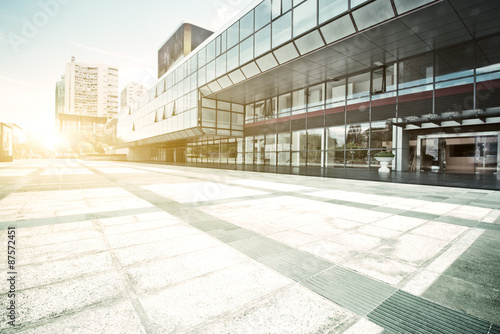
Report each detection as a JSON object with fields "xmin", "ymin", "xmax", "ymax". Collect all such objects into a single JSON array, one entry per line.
[{"xmin": 79, "ymin": 161, "xmax": 499, "ymax": 333}]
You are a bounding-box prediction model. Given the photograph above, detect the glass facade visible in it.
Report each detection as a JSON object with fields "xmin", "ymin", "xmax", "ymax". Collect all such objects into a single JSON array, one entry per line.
[{"xmin": 118, "ymin": 0, "xmax": 500, "ymax": 176}]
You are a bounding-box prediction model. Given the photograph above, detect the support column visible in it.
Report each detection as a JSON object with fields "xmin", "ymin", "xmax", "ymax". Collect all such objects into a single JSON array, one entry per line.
[{"xmin": 393, "ymin": 121, "xmax": 409, "ymax": 172}]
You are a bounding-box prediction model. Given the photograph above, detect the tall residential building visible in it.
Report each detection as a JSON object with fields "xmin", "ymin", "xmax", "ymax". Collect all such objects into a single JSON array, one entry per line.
[
  {"xmin": 120, "ymin": 82, "xmax": 146, "ymax": 110},
  {"xmin": 117, "ymin": 0, "xmax": 500, "ymax": 179},
  {"xmin": 56, "ymin": 57, "xmax": 119, "ymax": 140}
]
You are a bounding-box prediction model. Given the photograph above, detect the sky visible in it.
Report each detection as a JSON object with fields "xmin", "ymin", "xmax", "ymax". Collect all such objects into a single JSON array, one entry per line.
[{"xmin": 0, "ymin": 0, "xmax": 250, "ymax": 139}]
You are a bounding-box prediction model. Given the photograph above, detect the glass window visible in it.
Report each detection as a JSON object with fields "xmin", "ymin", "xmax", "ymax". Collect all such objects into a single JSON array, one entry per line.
[
  {"xmin": 273, "ymin": 42, "xmax": 299, "ymax": 64},
  {"xmin": 254, "ymin": 100, "xmax": 265, "ymax": 120},
  {"xmin": 279, "ymin": 93, "xmax": 292, "ymax": 116},
  {"xmin": 476, "ymin": 35, "xmax": 500, "ymax": 73},
  {"xmin": 221, "ymin": 31, "xmax": 227, "ymax": 53},
  {"xmin": 295, "ymin": 29, "xmax": 324, "ymax": 55},
  {"xmin": 308, "ymin": 83, "xmax": 324, "ymax": 110},
  {"xmin": 198, "ymin": 47, "xmax": 207, "ymax": 67},
  {"xmin": 245, "ymin": 104, "xmax": 254, "ymax": 123},
  {"xmin": 215, "ymin": 35, "xmax": 222, "ymax": 57},
  {"xmin": 347, "ymin": 72, "xmax": 370, "ymax": 101},
  {"xmin": 198, "ymin": 66, "xmax": 206, "ymax": 86},
  {"xmin": 292, "ymin": 88, "xmax": 306, "ymax": 113},
  {"xmin": 227, "ymin": 46, "xmax": 239, "ymax": 72},
  {"xmin": 206, "ymin": 60, "xmax": 216, "ymax": 82},
  {"xmin": 278, "ymin": 132, "xmax": 291, "ymax": 151},
  {"xmin": 227, "ymin": 22, "xmax": 239, "ymax": 49},
  {"xmin": 370, "ymin": 121, "xmax": 393, "ymax": 149},
  {"xmin": 255, "ymin": 24, "xmax": 271, "ymax": 57},
  {"xmin": 351, "ymin": 0, "xmax": 395, "ymax": 31},
  {"xmin": 292, "ymin": 130, "xmax": 307, "ymax": 151},
  {"xmin": 282, "ymin": 0, "xmax": 292, "ymax": 12},
  {"xmin": 308, "ymin": 129, "xmax": 323, "ymax": 151},
  {"xmin": 436, "ymin": 43, "xmax": 474, "ymax": 82},
  {"xmin": 398, "ymin": 53, "xmax": 433, "ymax": 89},
  {"xmin": 272, "ymin": 0, "xmax": 281, "ymax": 19},
  {"xmin": 217, "ymin": 110, "xmax": 231, "ymax": 129},
  {"xmin": 272, "ymin": 12, "xmax": 292, "ymax": 48},
  {"xmin": 265, "ymin": 134, "xmax": 276, "ymax": 151},
  {"xmin": 240, "ymin": 11, "xmax": 254, "ymax": 40},
  {"xmin": 232, "ymin": 113, "xmax": 244, "ymax": 130},
  {"xmin": 240, "ymin": 36, "xmax": 254, "ymax": 65},
  {"xmin": 206, "ymin": 40, "xmax": 215, "ymax": 62},
  {"xmin": 319, "ymin": 14, "xmax": 356, "ymax": 44},
  {"xmin": 346, "ymin": 123, "xmax": 369, "ymax": 149},
  {"xmin": 202, "ymin": 108, "xmax": 216, "ymax": 127},
  {"xmin": 327, "ymin": 126, "xmax": 345, "ymax": 149},
  {"xmin": 393, "ymin": 0, "xmax": 433, "ymax": 14},
  {"xmin": 326, "ymin": 79, "xmax": 346, "ymax": 107},
  {"xmin": 293, "ymin": 0, "xmax": 317, "ymax": 37},
  {"xmin": 351, "ymin": 0, "xmax": 370, "ymax": 7},
  {"xmin": 216, "ymin": 53, "xmax": 227, "ymax": 78},
  {"xmin": 319, "ymin": 0, "xmax": 348, "ymax": 24},
  {"xmin": 255, "ymin": 0, "xmax": 271, "ymax": 31}
]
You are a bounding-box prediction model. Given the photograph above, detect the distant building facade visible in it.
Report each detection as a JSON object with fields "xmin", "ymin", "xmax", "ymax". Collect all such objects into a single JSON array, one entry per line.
[
  {"xmin": 120, "ymin": 82, "xmax": 146, "ymax": 110},
  {"xmin": 56, "ymin": 57, "xmax": 119, "ymax": 141}
]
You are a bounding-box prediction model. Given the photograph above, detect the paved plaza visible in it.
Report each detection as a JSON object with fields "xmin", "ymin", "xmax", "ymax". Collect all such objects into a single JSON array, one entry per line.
[{"xmin": 0, "ymin": 159, "xmax": 499, "ymax": 333}]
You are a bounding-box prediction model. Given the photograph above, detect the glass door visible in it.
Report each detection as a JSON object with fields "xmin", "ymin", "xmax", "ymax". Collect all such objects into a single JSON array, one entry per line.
[{"xmin": 475, "ymin": 136, "xmax": 498, "ymax": 174}]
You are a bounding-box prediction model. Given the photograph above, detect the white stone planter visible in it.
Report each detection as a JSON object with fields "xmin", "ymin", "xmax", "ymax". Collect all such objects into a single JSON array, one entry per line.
[{"xmin": 375, "ymin": 157, "xmax": 394, "ymax": 173}]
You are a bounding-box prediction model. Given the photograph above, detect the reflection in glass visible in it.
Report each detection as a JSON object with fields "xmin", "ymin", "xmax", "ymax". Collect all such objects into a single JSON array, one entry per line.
[
  {"xmin": 215, "ymin": 53, "xmax": 227, "ymax": 78},
  {"xmin": 292, "ymin": 89, "xmax": 307, "ymax": 114},
  {"xmin": 227, "ymin": 22, "xmax": 239, "ymax": 49},
  {"xmin": 273, "ymin": 43, "xmax": 299, "ymax": 64},
  {"xmin": 240, "ymin": 36, "xmax": 254, "ymax": 65},
  {"xmin": 255, "ymin": 24, "xmax": 271, "ymax": 57},
  {"xmin": 240, "ymin": 11, "xmax": 254, "ymax": 40},
  {"xmin": 346, "ymin": 123, "xmax": 369, "ymax": 149},
  {"xmin": 294, "ymin": 30, "xmax": 324, "ymax": 55},
  {"xmin": 279, "ymin": 93, "xmax": 292, "ymax": 116},
  {"xmin": 293, "ymin": 0, "xmax": 317, "ymax": 37},
  {"xmin": 255, "ymin": 0, "xmax": 271, "ymax": 31},
  {"xmin": 272, "ymin": 12, "xmax": 292, "ymax": 48},
  {"xmin": 398, "ymin": 53, "xmax": 433, "ymax": 89},
  {"xmin": 351, "ymin": 0, "xmax": 394, "ymax": 31},
  {"xmin": 226, "ymin": 46, "xmax": 239, "ymax": 72},
  {"xmin": 308, "ymin": 83, "xmax": 324, "ymax": 111},
  {"xmin": 436, "ymin": 43, "xmax": 474, "ymax": 82},
  {"xmin": 292, "ymin": 130, "xmax": 307, "ymax": 151},
  {"xmin": 370, "ymin": 121, "xmax": 392, "ymax": 149},
  {"xmin": 206, "ymin": 60, "xmax": 216, "ymax": 82},
  {"xmin": 326, "ymin": 79, "xmax": 346, "ymax": 107},
  {"xmin": 319, "ymin": 0, "xmax": 348, "ymax": 24},
  {"xmin": 320, "ymin": 14, "xmax": 356, "ymax": 44},
  {"xmin": 347, "ymin": 72, "xmax": 370, "ymax": 102},
  {"xmin": 245, "ymin": 104, "xmax": 254, "ymax": 123},
  {"xmin": 327, "ymin": 126, "xmax": 345, "ymax": 150}
]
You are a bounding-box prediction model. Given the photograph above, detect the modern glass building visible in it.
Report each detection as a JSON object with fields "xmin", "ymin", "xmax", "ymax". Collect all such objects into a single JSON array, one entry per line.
[{"xmin": 117, "ymin": 0, "xmax": 500, "ymax": 175}]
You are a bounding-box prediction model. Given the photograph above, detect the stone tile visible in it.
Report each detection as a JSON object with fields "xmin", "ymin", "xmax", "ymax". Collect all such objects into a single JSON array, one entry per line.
[
  {"xmin": 143, "ymin": 182, "xmax": 267, "ymax": 203},
  {"xmin": 411, "ymin": 221, "xmax": 468, "ymax": 242},
  {"xmin": 113, "ymin": 233, "xmax": 222, "ymax": 266},
  {"xmin": 327, "ymin": 232, "xmax": 382, "ymax": 252},
  {"xmin": 299, "ymin": 240, "xmax": 360, "ymax": 263},
  {"xmin": 106, "ymin": 225, "xmax": 200, "ymax": 248},
  {"xmin": 413, "ymin": 202, "xmax": 460, "ymax": 215},
  {"xmin": 127, "ymin": 245, "xmax": 248, "ymax": 293},
  {"xmin": 19, "ymin": 300, "xmax": 145, "ymax": 334},
  {"xmin": 102, "ymin": 218, "xmax": 181, "ymax": 235},
  {"xmin": 343, "ymin": 254, "xmax": 417, "ymax": 286},
  {"xmin": 139, "ymin": 262, "xmax": 292, "ymax": 332},
  {"xmin": 0, "ymin": 252, "xmax": 114, "ymax": 292},
  {"xmin": 0, "ymin": 272, "xmax": 125, "ymax": 330},
  {"xmin": 194, "ymin": 285, "xmax": 354, "ymax": 333},
  {"xmin": 18, "ymin": 230, "xmax": 102, "ymax": 248},
  {"xmin": 267, "ymin": 230, "xmax": 322, "ymax": 248},
  {"xmin": 371, "ymin": 215, "xmax": 427, "ymax": 232},
  {"xmin": 227, "ymin": 179, "xmax": 313, "ymax": 192},
  {"xmin": 373, "ymin": 234, "xmax": 448, "ymax": 266},
  {"xmin": 338, "ymin": 209, "xmax": 392, "ymax": 224},
  {"xmin": 342, "ymin": 318, "xmax": 384, "ymax": 334},
  {"xmin": 446, "ymin": 205, "xmax": 492, "ymax": 220},
  {"xmin": 295, "ymin": 222, "xmax": 344, "ymax": 238},
  {"xmin": 357, "ymin": 225, "xmax": 403, "ymax": 240}
]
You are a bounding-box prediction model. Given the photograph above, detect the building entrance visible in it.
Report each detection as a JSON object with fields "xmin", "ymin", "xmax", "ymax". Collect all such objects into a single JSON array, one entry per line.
[{"xmin": 417, "ymin": 132, "xmax": 499, "ymax": 174}]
